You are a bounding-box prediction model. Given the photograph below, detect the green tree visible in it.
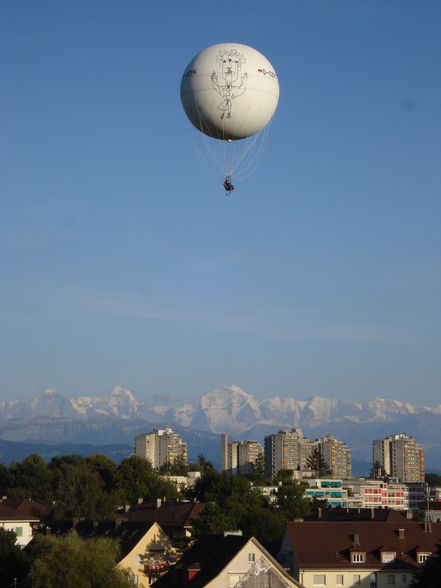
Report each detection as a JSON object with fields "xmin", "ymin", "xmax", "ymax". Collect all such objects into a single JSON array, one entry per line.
[
  {"xmin": 29, "ymin": 530, "xmax": 135, "ymax": 587},
  {"xmin": 197, "ymin": 454, "xmax": 214, "ymax": 474},
  {"xmin": 426, "ymin": 473, "xmax": 441, "ymax": 487},
  {"xmin": 159, "ymin": 454, "xmax": 188, "ymax": 476},
  {"xmin": 51, "ymin": 462, "xmax": 112, "ymax": 520},
  {"xmin": 87, "ymin": 454, "xmax": 118, "ymax": 492},
  {"xmin": 246, "ymin": 453, "xmax": 267, "ymax": 486},
  {"xmin": 370, "ymin": 460, "xmax": 385, "ymax": 480},
  {"xmin": 9, "ymin": 454, "xmax": 53, "ymax": 503},
  {"xmin": 0, "ymin": 528, "xmax": 30, "ymax": 586},
  {"xmin": 0, "ymin": 463, "xmax": 9, "ymax": 495},
  {"xmin": 192, "ymin": 470, "xmax": 284, "ymax": 552},
  {"xmin": 116, "ymin": 456, "xmax": 178, "ymax": 505},
  {"xmin": 276, "ymin": 479, "xmax": 313, "ymax": 520},
  {"xmin": 411, "ymin": 542, "xmax": 441, "ymax": 587},
  {"xmin": 275, "ymin": 469, "xmax": 294, "ymax": 484},
  {"xmin": 307, "ymin": 448, "xmax": 331, "ymax": 478},
  {"xmin": 192, "ymin": 502, "xmax": 237, "ymax": 537}
]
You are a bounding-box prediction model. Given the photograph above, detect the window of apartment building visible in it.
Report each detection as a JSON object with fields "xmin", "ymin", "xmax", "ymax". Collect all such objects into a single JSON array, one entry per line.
[
  {"xmin": 336, "ymin": 574, "xmax": 343, "ymax": 585},
  {"xmin": 248, "ymin": 553, "xmax": 255, "ymax": 562},
  {"xmin": 351, "ymin": 552, "xmax": 365, "ymax": 563},
  {"xmin": 14, "ymin": 527, "xmax": 23, "ymax": 537},
  {"xmin": 401, "ymin": 575, "xmax": 406, "ymax": 584},
  {"xmin": 353, "ymin": 575, "xmax": 361, "ymax": 585},
  {"xmin": 381, "ymin": 552, "xmax": 396, "ymax": 563},
  {"xmin": 387, "ymin": 574, "xmax": 395, "ymax": 585},
  {"xmin": 369, "ymin": 572, "xmax": 377, "ymax": 588},
  {"xmin": 313, "ymin": 574, "xmax": 326, "ymax": 585},
  {"xmin": 417, "ymin": 552, "xmax": 431, "ymax": 563}
]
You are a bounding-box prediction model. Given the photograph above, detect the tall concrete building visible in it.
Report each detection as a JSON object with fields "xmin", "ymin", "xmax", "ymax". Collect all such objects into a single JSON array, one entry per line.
[
  {"xmin": 221, "ymin": 433, "xmax": 263, "ymax": 475},
  {"xmin": 264, "ymin": 430, "xmax": 352, "ymax": 480},
  {"xmin": 264, "ymin": 429, "xmax": 313, "ymax": 479},
  {"xmin": 135, "ymin": 428, "xmax": 187, "ymax": 469},
  {"xmin": 314, "ymin": 434, "xmax": 352, "ymax": 479},
  {"xmin": 373, "ymin": 433, "xmax": 424, "ymax": 483}
]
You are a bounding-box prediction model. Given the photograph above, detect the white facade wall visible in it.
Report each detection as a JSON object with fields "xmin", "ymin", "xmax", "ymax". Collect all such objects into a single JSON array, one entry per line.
[
  {"xmin": 0, "ymin": 520, "xmax": 34, "ymax": 547},
  {"xmin": 135, "ymin": 429, "xmax": 187, "ymax": 469},
  {"xmin": 298, "ymin": 569, "xmax": 415, "ymax": 588}
]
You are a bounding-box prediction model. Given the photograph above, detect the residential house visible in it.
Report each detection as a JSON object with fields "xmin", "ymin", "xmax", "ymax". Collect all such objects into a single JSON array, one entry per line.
[
  {"xmin": 44, "ymin": 519, "xmax": 180, "ymax": 587},
  {"xmin": 126, "ymin": 499, "xmax": 205, "ymax": 539},
  {"xmin": 154, "ymin": 533, "xmax": 304, "ymax": 587},
  {"xmin": 0, "ymin": 498, "xmax": 48, "ymax": 547},
  {"xmin": 278, "ymin": 517, "xmax": 441, "ymax": 588}
]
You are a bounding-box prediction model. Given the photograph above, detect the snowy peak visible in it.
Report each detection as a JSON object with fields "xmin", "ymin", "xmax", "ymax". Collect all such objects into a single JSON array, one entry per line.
[
  {"xmin": 70, "ymin": 386, "xmax": 144, "ymax": 420},
  {"xmin": 196, "ymin": 386, "xmax": 262, "ymax": 434},
  {"xmin": 30, "ymin": 388, "xmax": 76, "ymax": 419},
  {"xmin": 0, "ymin": 385, "xmax": 440, "ymax": 435}
]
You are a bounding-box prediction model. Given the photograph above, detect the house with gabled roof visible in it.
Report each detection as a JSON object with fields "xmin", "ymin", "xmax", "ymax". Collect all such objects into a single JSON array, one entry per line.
[
  {"xmin": 278, "ymin": 517, "xmax": 441, "ymax": 588},
  {"xmin": 43, "ymin": 519, "xmax": 180, "ymax": 587},
  {"xmin": 0, "ymin": 498, "xmax": 48, "ymax": 547},
  {"xmin": 125, "ymin": 498, "xmax": 205, "ymax": 539},
  {"xmin": 153, "ymin": 532, "xmax": 303, "ymax": 587}
]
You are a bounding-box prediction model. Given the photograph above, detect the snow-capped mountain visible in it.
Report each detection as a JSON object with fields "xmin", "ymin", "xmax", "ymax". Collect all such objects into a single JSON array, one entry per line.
[
  {"xmin": 0, "ymin": 386, "xmax": 145, "ymax": 421},
  {"xmin": 1, "ymin": 385, "xmax": 441, "ymax": 468},
  {"xmin": 1, "ymin": 385, "xmax": 440, "ymax": 430},
  {"xmin": 146, "ymin": 385, "xmax": 441, "ymax": 434}
]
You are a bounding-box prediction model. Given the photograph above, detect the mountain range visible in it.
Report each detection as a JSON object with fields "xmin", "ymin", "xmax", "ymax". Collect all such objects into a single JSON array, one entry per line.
[{"xmin": 1, "ymin": 385, "xmax": 440, "ymax": 471}]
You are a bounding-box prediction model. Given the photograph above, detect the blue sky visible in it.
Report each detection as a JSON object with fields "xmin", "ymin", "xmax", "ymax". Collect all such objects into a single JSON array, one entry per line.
[{"xmin": 1, "ymin": 1, "xmax": 440, "ymax": 405}]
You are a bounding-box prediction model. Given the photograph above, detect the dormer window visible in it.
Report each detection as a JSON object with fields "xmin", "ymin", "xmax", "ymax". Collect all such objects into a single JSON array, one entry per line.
[
  {"xmin": 417, "ymin": 552, "xmax": 431, "ymax": 564},
  {"xmin": 352, "ymin": 552, "xmax": 365, "ymax": 563},
  {"xmin": 381, "ymin": 552, "xmax": 396, "ymax": 563}
]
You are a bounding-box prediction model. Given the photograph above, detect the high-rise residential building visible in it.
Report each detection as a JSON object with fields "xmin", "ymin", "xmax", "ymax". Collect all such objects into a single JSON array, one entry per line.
[
  {"xmin": 314, "ymin": 434, "xmax": 352, "ymax": 479},
  {"xmin": 373, "ymin": 433, "xmax": 425, "ymax": 483},
  {"xmin": 135, "ymin": 428, "xmax": 187, "ymax": 469},
  {"xmin": 264, "ymin": 429, "xmax": 313, "ymax": 479},
  {"xmin": 221, "ymin": 433, "xmax": 263, "ymax": 475}
]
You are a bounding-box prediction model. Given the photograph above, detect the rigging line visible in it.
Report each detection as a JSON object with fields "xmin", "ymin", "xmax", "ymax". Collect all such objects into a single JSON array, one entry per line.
[
  {"xmin": 232, "ymin": 122, "xmax": 272, "ymax": 181},
  {"xmin": 229, "ymin": 132, "xmax": 260, "ymax": 176}
]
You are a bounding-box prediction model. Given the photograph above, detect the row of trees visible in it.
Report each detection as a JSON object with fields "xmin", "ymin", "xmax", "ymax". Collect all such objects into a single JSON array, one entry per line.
[
  {"xmin": 0, "ymin": 527, "xmax": 136, "ymax": 587},
  {"xmin": 0, "ymin": 453, "xmax": 182, "ymax": 520}
]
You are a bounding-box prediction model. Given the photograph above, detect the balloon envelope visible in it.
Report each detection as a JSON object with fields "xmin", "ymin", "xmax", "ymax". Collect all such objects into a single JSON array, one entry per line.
[{"xmin": 181, "ymin": 43, "xmax": 279, "ymax": 141}]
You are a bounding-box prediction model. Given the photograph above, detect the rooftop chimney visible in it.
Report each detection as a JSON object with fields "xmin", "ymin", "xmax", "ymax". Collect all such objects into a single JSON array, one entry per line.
[
  {"xmin": 353, "ymin": 533, "xmax": 360, "ymax": 546},
  {"xmin": 137, "ymin": 497, "xmax": 143, "ymax": 505},
  {"xmin": 156, "ymin": 498, "xmax": 162, "ymax": 509},
  {"xmin": 398, "ymin": 528, "xmax": 405, "ymax": 540},
  {"xmin": 187, "ymin": 562, "xmax": 201, "ymax": 582}
]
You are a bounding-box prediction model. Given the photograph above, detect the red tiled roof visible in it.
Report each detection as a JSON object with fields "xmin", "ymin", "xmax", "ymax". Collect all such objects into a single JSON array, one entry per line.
[
  {"xmin": 285, "ymin": 520, "xmax": 441, "ymax": 570},
  {"xmin": 126, "ymin": 501, "xmax": 205, "ymax": 529},
  {"xmin": 0, "ymin": 498, "xmax": 48, "ymax": 521}
]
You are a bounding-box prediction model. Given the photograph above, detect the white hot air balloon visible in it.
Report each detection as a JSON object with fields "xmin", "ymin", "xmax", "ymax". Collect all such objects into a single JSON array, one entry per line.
[{"xmin": 180, "ymin": 43, "xmax": 279, "ymax": 193}]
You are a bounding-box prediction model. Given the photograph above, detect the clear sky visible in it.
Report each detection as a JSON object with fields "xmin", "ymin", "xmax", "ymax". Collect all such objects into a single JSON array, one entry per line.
[{"xmin": 1, "ymin": 1, "xmax": 440, "ymax": 406}]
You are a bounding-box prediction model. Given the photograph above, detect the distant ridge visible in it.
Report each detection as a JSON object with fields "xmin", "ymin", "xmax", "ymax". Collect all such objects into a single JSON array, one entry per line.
[{"xmin": 1, "ymin": 385, "xmax": 440, "ymax": 470}]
